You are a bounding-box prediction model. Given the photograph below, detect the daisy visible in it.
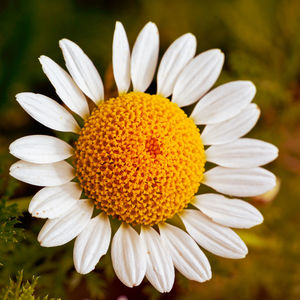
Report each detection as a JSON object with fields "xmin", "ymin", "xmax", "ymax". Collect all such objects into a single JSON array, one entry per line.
[{"xmin": 9, "ymin": 22, "xmax": 278, "ymax": 293}]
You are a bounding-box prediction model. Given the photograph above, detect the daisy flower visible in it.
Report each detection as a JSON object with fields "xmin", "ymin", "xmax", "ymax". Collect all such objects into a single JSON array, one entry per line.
[{"xmin": 9, "ymin": 22, "xmax": 278, "ymax": 292}]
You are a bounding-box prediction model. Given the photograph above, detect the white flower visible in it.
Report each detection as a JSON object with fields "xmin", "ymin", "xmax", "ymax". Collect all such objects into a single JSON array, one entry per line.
[{"xmin": 9, "ymin": 21, "xmax": 278, "ymax": 293}]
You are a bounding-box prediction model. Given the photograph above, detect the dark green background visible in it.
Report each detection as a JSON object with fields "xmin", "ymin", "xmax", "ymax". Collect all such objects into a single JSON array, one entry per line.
[{"xmin": 0, "ymin": 0, "xmax": 300, "ymax": 299}]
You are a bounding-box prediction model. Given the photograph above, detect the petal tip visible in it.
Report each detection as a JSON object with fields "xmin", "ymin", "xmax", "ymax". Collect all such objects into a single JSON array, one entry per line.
[
  {"xmin": 39, "ymin": 240, "xmax": 51, "ymax": 248},
  {"xmin": 15, "ymin": 92, "xmax": 28, "ymax": 103},
  {"xmin": 254, "ymin": 103, "xmax": 261, "ymax": 113},
  {"xmin": 9, "ymin": 162, "xmax": 17, "ymax": 173},
  {"xmin": 115, "ymin": 21, "xmax": 123, "ymax": 28},
  {"xmin": 145, "ymin": 21, "xmax": 158, "ymax": 32},
  {"xmin": 59, "ymin": 38, "xmax": 79, "ymax": 51},
  {"xmin": 28, "ymin": 205, "xmax": 34, "ymax": 214},
  {"xmin": 8, "ymin": 146, "xmax": 14, "ymax": 156},
  {"xmin": 273, "ymin": 145, "xmax": 279, "ymax": 159},
  {"xmin": 38, "ymin": 55, "xmax": 47, "ymax": 63},
  {"xmin": 59, "ymin": 38, "xmax": 70, "ymax": 45},
  {"xmin": 257, "ymin": 213, "xmax": 264, "ymax": 225},
  {"xmin": 206, "ymin": 269, "xmax": 213, "ymax": 281},
  {"xmin": 185, "ymin": 32, "xmax": 196, "ymax": 39},
  {"xmin": 248, "ymin": 81, "xmax": 256, "ymax": 92},
  {"xmin": 219, "ymin": 51, "xmax": 225, "ymax": 62},
  {"xmin": 76, "ymin": 265, "xmax": 94, "ymax": 275}
]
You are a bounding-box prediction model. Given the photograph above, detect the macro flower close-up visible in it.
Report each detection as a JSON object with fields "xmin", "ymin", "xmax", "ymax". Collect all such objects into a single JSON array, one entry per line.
[{"xmin": 7, "ymin": 20, "xmax": 278, "ymax": 294}]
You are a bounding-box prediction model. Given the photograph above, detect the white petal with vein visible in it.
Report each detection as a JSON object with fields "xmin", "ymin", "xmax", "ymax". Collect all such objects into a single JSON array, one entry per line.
[
  {"xmin": 157, "ymin": 33, "xmax": 196, "ymax": 97},
  {"xmin": 113, "ymin": 21, "xmax": 131, "ymax": 93},
  {"xmin": 131, "ymin": 22, "xmax": 159, "ymax": 92},
  {"xmin": 9, "ymin": 160, "xmax": 74, "ymax": 186},
  {"xmin": 203, "ymin": 166, "xmax": 276, "ymax": 197},
  {"xmin": 201, "ymin": 103, "xmax": 260, "ymax": 145},
  {"xmin": 38, "ymin": 200, "xmax": 93, "ymax": 247},
  {"xmin": 39, "ymin": 55, "xmax": 89, "ymax": 119},
  {"xmin": 191, "ymin": 81, "xmax": 256, "ymax": 124},
  {"xmin": 59, "ymin": 39, "xmax": 104, "ymax": 104},
  {"xmin": 29, "ymin": 182, "xmax": 82, "ymax": 219},
  {"xmin": 206, "ymin": 138, "xmax": 279, "ymax": 168},
  {"xmin": 181, "ymin": 209, "xmax": 248, "ymax": 259},
  {"xmin": 16, "ymin": 93, "xmax": 80, "ymax": 133},
  {"xmin": 159, "ymin": 223, "xmax": 211, "ymax": 282},
  {"xmin": 141, "ymin": 227, "xmax": 174, "ymax": 293},
  {"xmin": 9, "ymin": 135, "xmax": 74, "ymax": 164},
  {"xmin": 111, "ymin": 224, "xmax": 147, "ymax": 287},
  {"xmin": 74, "ymin": 213, "xmax": 111, "ymax": 274},
  {"xmin": 193, "ymin": 193, "xmax": 263, "ymax": 228},
  {"xmin": 172, "ymin": 49, "xmax": 224, "ymax": 107}
]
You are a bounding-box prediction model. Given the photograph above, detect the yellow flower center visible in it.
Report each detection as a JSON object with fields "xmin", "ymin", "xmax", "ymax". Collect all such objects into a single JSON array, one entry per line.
[{"xmin": 75, "ymin": 92, "xmax": 205, "ymax": 226}]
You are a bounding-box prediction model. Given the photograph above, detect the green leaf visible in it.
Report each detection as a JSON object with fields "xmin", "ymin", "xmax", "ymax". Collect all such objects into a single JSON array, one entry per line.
[
  {"xmin": 0, "ymin": 270, "xmax": 60, "ymax": 300},
  {"xmin": 0, "ymin": 172, "xmax": 23, "ymax": 253}
]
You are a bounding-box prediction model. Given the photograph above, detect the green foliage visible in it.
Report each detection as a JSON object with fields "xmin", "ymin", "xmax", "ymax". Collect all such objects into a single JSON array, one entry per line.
[
  {"xmin": 0, "ymin": 270, "xmax": 60, "ymax": 300},
  {"xmin": 0, "ymin": 171, "xmax": 23, "ymax": 265},
  {"xmin": 0, "ymin": 198, "xmax": 21, "ymax": 244},
  {"xmin": 0, "ymin": 229, "xmax": 74, "ymax": 299}
]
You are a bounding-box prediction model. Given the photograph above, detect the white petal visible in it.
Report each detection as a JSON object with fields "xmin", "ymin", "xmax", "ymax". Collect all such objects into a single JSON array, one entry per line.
[
  {"xmin": 201, "ymin": 103, "xmax": 260, "ymax": 145},
  {"xmin": 38, "ymin": 200, "xmax": 93, "ymax": 247},
  {"xmin": 29, "ymin": 182, "xmax": 82, "ymax": 219},
  {"xmin": 74, "ymin": 213, "xmax": 111, "ymax": 274},
  {"xmin": 59, "ymin": 39, "xmax": 104, "ymax": 104},
  {"xmin": 180, "ymin": 209, "xmax": 248, "ymax": 259},
  {"xmin": 10, "ymin": 160, "xmax": 74, "ymax": 187},
  {"xmin": 16, "ymin": 93, "xmax": 80, "ymax": 133},
  {"xmin": 113, "ymin": 22, "xmax": 131, "ymax": 94},
  {"xmin": 193, "ymin": 193, "xmax": 263, "ymax": 228},
  {"xmin": 206, "ymin": 138, "xmax": 279, "ymax": 168},
  {"xmin": 203, "ymin": 166, "xmax": 276, "ymax": 197},
  {"xmin": 131, "ymin": 22, "xmax": 159, "ymax": 92},
  {"xmin": 141, "ymin": 227, "xmax": 174, "ymax": 293},
  {"xmin": 172, "ymin": 49, "xmax": 224, "ymax": 107},
  {"xmin": 157, "ymin": 33, "xmax": 196, "ymax": 97},
  {"xmin": 9, "ymin": 135, "xmax": 74, "ymax": 164},
  {"xmin": 191, "ymin": 81, "xmax": 256, "ymax": 124},
  {"xmin": 159, "ymin": 223, "xmax": 211, "ymax": 282},
  {"xmin": 39, "ymin": 55, "xmax": 89, "ymax": 119},
  {"xmin": 111, "ymin": 224, "xmax": 147, "ymax": 287}
]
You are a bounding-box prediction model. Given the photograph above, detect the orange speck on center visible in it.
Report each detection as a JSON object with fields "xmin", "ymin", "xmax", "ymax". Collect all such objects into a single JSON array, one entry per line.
[
  {"xmin": 145, "ymin": 137, "xmax": 162, "ymax": 158},
  {"xmin": 74, "ymin": 92, "xmax": 205, "ymax": 225}
]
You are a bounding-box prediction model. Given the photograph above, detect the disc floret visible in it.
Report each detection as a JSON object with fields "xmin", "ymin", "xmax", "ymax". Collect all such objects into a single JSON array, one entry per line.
[{"xmin": 75, "ymin": 92, "xmax": 205, "ymax": 225}]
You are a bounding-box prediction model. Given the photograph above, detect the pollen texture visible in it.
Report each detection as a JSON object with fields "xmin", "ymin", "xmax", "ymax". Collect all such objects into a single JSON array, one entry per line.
[{"xmin": 75, "ymin": 92, "xmax": 205, "ymax": 226}]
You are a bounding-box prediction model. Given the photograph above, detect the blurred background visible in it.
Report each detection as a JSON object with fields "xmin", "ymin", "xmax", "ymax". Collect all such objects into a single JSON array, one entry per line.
[{"xmin": 0, "ymin": 0, "xmax": 300, "ymax": 299}]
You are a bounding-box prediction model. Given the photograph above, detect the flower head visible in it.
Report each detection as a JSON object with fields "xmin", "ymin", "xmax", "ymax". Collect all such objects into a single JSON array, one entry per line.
[{"xmin": 9, "ymin": 21, "xmax": 278, "ymax": 292}]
